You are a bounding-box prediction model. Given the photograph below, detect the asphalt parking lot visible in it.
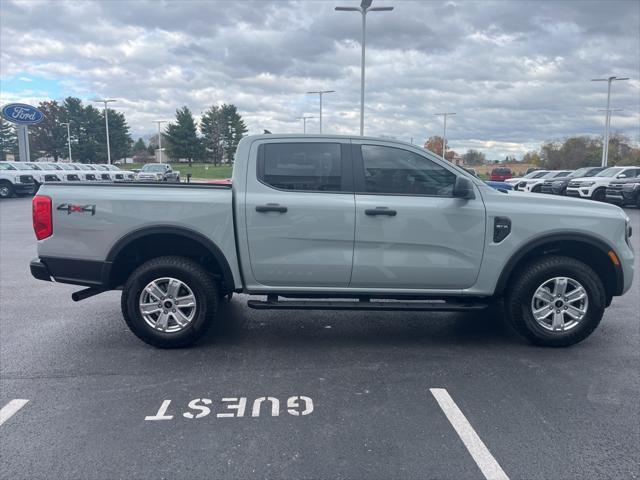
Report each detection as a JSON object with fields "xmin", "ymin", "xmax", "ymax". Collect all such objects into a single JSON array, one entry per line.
[{"xmin": 1, "ymin": 196, "xmax": 638, "ymax": 480}]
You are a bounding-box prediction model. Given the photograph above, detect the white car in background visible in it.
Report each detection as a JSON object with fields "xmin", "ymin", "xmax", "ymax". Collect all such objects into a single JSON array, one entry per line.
[
  {"xmin": 94, "ymin": 164, "xmax": 136, "ymax": 181},
  {"xmin": 504, "ymin": 169, "xmax": 549, "ymax": 187},
  {"xmin": 566, "ymin": 166, "xmax": 640, "ymax": 201},
  {"xmin": 8, "ymin": 162, "xmax": 64, "ymax": 187},
  {"xmin": 43, "ymin": 162, "xmax": 87, "ymax": 182},
  {"xmin": 517, "ymin": 170, "xmax": 573, "ymax": 193}
]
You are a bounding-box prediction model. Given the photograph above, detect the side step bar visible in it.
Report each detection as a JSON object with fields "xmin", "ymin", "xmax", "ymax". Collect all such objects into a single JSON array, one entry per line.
[{"xmin": 247, "ymin": 298, "xmax": 489, "ymax": 312}]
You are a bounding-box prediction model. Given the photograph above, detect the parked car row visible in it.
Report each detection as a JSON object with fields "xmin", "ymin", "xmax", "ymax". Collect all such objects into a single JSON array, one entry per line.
[
  {"xmin": 0, "ymin": 161, "xmax": 136, "ymax": 198},
  {"xmin": 502, "ymin": 165, "xmax": 640, "ymax": 207}
]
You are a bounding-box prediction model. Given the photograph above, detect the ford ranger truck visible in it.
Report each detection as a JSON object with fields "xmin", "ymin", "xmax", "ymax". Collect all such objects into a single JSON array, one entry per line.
[{"xmin": 29, "ymin": 135, "xmax": 635, "ymax": 348}]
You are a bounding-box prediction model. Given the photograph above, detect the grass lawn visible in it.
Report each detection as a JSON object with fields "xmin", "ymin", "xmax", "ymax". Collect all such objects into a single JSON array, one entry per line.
[{"xmin": 119, "ymin": 163, "xmax": 233, "ymax": 180}]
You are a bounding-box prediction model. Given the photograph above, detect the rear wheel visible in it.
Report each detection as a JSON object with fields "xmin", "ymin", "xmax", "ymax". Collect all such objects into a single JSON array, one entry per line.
[
  {"xmin": 505, "ymin": 256, "xmax": 606, "ymax": 347},
  {"xmin": 0, "ymin": 181, "xmax": 14, "ymax": 198},
  {"xmin": 121, "ymin": 256, "xmax": 218, "ymax": 348}
]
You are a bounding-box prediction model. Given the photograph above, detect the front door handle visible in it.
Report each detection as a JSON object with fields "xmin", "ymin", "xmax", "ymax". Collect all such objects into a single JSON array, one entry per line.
[
  {"xmin": 365, "ymin": 207, "xmax": 397, "ymax": 216},
  {"xmin": 256, "ymin": 204, "xmax": 288, "ymax": 213}
]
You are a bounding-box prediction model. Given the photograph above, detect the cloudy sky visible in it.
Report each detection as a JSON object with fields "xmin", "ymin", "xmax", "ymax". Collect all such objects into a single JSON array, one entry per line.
[{"xmin": 1, "ymin": 0, "xmax": 638, "ymax": 158}]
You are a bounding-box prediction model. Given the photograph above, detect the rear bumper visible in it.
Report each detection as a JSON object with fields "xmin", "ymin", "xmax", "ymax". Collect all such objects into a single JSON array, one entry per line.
[
  {"xmin": 30, "ymin": 259, "xmax": 52, "ymax": 282},
  {"xmin": 31, "ymin": 257, "xmax": 111, "ymax": 287}
]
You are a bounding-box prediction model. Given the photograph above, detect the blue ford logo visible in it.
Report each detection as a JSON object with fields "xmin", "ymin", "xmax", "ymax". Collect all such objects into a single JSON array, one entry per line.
[{"xmin": 1, "ymin": 103, "xmax": 45, "ymax": 125}]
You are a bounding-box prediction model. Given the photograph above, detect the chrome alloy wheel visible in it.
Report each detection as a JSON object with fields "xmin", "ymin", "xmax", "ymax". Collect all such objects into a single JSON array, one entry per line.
[
  {"xmin": 530, "ymin": 276, "xmax": 589, "ymax": 332},
  {"xmin": 139, "ymin": 277, "xmax": 197, "ymax": 333}
]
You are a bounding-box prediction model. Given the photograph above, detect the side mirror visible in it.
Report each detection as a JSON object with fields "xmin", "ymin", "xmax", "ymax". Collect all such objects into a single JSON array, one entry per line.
[{"xmin": 453, "ymin": 176, "xmax": 476, "ymax": 199}]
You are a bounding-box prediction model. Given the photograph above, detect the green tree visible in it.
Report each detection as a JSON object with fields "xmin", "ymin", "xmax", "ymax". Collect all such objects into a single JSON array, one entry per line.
[
  {"xmin": 30, "ymin": 100, "xmax": 67, "ymax": 161},
  {"xmin": 100, "ymin": 109, "xmax": 132, "ymax": 162},
  {"xmin": 132, "ymin": 137, "xmax": 147, "ymax": 155},
  {"xmin": 200, "ymin": 105, "xmax": 225, "ymax": 165},
  {"xmin": 462, "ymin": 149, "xmax": 486, "ymax": 165},
  {"xmin": 165, "ymin": 106, "xmax": 204, "ymax": 165},
  {"xmin": 219, "ymin": 104, "xmax": 247, "ymax": 163},
  {"xmin": 0, "ymin": 119, "xmax": 18, "ymax": 161}
]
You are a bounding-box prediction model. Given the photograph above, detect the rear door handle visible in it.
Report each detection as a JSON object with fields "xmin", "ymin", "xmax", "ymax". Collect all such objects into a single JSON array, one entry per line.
[
  {"xmin": 256, "ymin": 204, "xmax": 288, "ymax": 213},
  {"xmin": 365, "ymin": 207, "xmax": 397, "ymax": 216}
]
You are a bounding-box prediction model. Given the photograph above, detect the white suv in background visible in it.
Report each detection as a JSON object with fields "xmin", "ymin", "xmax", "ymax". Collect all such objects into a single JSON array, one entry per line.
[
  {"xmin": 566, "ymin": 166, "xmax": 640, "ymax": 201},
  {"xmin": 515, "ymin": 170, "xmax": 572, "ymax": 192}
]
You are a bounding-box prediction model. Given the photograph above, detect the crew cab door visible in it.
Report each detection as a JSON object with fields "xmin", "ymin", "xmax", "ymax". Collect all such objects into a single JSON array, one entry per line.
[
  {"xmin": 244, "ymin": 140, "xmax": 355, "ymax": 287},
  {"xmin": 349, "ymin": 141, "xmax": 486, "ymax": 290}
]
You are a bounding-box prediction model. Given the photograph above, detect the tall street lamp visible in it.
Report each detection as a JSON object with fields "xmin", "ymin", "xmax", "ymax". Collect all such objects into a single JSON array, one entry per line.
[
  {"xmin": 152, "ymin": 120, "xmax": 169, "ymax": 163},
  {"xmin": 306, "ymin": 90, "xmax": 334, "ymax": 133},
  {"xmin": 434, "ymin": 112, "xmax": 456, "ymax": 159},
  {"xmin": 298, "ymin": 116, "xmax": 316, "ymax": 134},
  {"xmin": 591, "ymin": 76, "xmax": 629, "ymax": 167},
  {"xmin": 91, "ymin": 98, "xmax": 117, "ymax": 164},
  {"xmin": 335, "ymin": 0, "xmax": 393, "ymax": 136},
  {"xmin": 60, "ymin": 122, "xmax": 72, "ymax": 161}
]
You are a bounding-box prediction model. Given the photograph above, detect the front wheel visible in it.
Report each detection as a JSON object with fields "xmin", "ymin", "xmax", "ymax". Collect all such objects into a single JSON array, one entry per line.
[
  {"xmin": 505, "ymin": 256, "xmax": 606, "ymax": 347},
  {"xmin": 592, "ymin": 188, "xmax": 606, "ymax": 202},
  {"xmin": 121, "ymin": 256, "xmax": 218, "ymax": 348}
]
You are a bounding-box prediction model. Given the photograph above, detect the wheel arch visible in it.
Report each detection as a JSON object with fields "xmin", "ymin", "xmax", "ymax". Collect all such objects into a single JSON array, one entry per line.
[
  {"xmin": 495, "ymin": 233, "xmax": 623, "ymax": 302},
  {"xmin": 104, "ymin": 225, "xmax": 235, "ymax": 293}
]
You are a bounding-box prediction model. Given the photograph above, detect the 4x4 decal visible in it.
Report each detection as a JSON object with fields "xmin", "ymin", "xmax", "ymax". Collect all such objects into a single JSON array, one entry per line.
[{"xmin": 57, "ymin": 203, "xmax": 96, "ymax": 215}]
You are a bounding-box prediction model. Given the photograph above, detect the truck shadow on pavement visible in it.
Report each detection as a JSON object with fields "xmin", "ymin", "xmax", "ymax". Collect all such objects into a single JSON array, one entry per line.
[{"xmin": 199, "ymin": 298, "xmax": 524, "ymax": 350}]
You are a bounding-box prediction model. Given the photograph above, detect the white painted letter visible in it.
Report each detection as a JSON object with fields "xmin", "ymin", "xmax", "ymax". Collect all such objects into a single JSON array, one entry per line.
[
  {"xmin": 183, "ymin": 398, "xmax": 212, "ymax": 419},
  {"xmin": 216, "ymin": 397, "xmax": 247, "ymax": 418},
  {"xmin": 252, "ymin": 397, "xmax": 280, "ymax": 417},
  {"xmin": 287, "ymin": 396, "xmax": 313, "ymax": 416},
  {"xmin": 145, "ymin": 400, "xmax": 174, "ymax": 421}
]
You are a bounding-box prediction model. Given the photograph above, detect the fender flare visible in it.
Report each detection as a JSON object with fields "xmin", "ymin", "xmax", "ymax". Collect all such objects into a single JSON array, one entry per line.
[
  {"xmin": 104, "ymin": 225, "xmax": 235, "ymax": 291},
  {"xmin": 494, "ymin": 232, "xmax": 623, "ymax": 296}
]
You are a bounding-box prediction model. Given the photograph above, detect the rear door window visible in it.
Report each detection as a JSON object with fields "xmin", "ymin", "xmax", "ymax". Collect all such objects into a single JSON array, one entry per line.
[{"xmin": 258, "ymin": 143, "xmax": 349, "ymax": 192}]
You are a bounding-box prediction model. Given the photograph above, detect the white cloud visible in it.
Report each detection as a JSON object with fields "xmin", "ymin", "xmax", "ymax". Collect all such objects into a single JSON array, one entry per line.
[{"xmin": 0, "ymin": 0, "xmax": 638, "ymax": 159}]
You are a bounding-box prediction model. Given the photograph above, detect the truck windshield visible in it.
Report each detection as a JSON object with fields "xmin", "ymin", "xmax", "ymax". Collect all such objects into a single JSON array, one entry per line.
[
  {"xmin": 0, "ymin": 163, "xmax": 16, "ymax": 171},
  {"xmin": 597, "ymin": 167, "xmax": 623, "ymax": 177},
  {"xmin": 141, "ymin": 164, "xmax": 166, "ymax": 172},
  {"xmin": 10, "ymin": 163, "xmax": 32, "ymax": 170}
]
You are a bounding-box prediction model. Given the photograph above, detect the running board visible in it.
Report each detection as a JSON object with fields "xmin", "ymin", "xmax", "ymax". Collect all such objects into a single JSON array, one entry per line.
[{"xmin": 247, "ymin": 298, "xmax": 489, "ymax": 312}]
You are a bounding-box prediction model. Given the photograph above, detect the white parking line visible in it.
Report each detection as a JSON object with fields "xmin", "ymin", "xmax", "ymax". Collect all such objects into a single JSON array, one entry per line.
[
  {"xmin": 0, "ymin": 399, "xmax": 29, "ymax": 426},
  {"xmin": 430, "ymin": 388, "xmax": 509, "ymax": 480}
]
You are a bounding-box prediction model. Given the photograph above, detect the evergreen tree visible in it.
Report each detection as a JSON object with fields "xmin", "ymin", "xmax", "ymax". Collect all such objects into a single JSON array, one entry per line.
[
  {"xmin": 100, "ymin": 109, "xmax": 132, "ymax": 162},
  {"xmin": 132, "ymin": 137, "xmax": 147, "ymax": 155},
  {"xmin": 200, "ymin": 105, "xmax": 225, "ymax": 165},
  {"xmin": 220, "ymin": 104, "xmax": 247, "ymax": 163},
  {"xmin": 165, "ymin": 106, "xmax": 204, "ymax": 165},
  {"xmin": 30, "ymin": 100, "xmax": 67, "ymax": 161},
  {"xmin": 0, "ymin": 119, "xmax": 18, "ymax": 161}
]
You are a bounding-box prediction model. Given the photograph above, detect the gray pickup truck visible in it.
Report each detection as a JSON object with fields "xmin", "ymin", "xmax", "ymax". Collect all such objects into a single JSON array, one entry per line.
[{"xmin": 30, "ymin": 135, "xmax": 634, "ymax": 348}]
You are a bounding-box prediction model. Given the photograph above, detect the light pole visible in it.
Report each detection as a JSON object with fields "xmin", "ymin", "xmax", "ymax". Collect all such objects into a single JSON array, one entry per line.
[
  {"xmin": 591, "ymin": 76, "xmax": 629, "ymax": 167},
  {"xmin": 298, "ymin": 116, "xmax": 316, "ymax": 134},
  {"xmin": 335, "ymin": 0, "xmax": 393, "ymax": 136},
  {"xmin": 152, "ymin": 120, "xmax": 168, "ymax": 163},
  {"xmin": 306, "ymin": 90, "xmax": 334, "ymax": 133},
  {"xmin": 91, "ymin": 98, "xmax": 116, "ymax": 164},
  {"xmin": 60, "ymin": 122, "xmax": 72, "ymax": 161},
  {"xmin": 434, "ymin": 112, "xmax": 456, "ymax": 159}
]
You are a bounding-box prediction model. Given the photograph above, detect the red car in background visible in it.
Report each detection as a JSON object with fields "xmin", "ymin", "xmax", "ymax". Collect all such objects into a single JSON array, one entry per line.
[{"xmin": 490, "ymin": 167, "xmax": 513, "ymax": 182}]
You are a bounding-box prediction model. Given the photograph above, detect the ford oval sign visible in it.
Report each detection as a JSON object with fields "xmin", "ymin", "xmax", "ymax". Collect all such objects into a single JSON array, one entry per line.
[{"xmin": 2, "ymin": 103, "xmax": 45, "ymax": 125}]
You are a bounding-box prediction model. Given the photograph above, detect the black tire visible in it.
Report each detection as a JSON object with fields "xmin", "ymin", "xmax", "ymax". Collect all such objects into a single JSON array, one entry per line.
[
  {"xmin": 0, "ymin": 181, "xmax": 14, "ymax": 198},
  {"xmin": 635, "ymin": 194, "xmax": 640, "ymax": 209},
  {"xmin": 505, "ymin": 255, "xmax": 606, "ymax": 347},
  {"xmin": 121, "ymin": 256, "xmax": 218, "ymax": 348},
  {"xmin": 532, "ymin": 185, "xmax": 542, "ymax": 193},
  {"xmin": 592, "ymin": 188, "xmax": 606, "ymax": 202}
]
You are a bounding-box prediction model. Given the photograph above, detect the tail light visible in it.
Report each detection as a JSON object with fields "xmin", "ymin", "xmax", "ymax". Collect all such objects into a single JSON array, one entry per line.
[{"xmin": 33, "ymin": 195, "xmax": 53, "ymax": 240}]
